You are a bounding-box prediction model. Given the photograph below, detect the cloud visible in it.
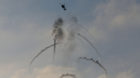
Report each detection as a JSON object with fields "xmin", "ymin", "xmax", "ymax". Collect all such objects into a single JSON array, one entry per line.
[
  {"xmin": 0, "ymin": 64, "xmax": 135, "ymax": 78},
  {"xmin": 116, "ymin": 71, "xmax": 134, "ymax": 78},
  {"xmin": 0, "ymin": 15, "xmax": 53, "ymax": 64},
  {"xmin": 1, "ymin": 65, "xmax": 81, "ymax": 78},
  {"xmin": 89, "ymin": 0, "xmax": 140, "ymax": 42},
  {"xmin": 35, "ymin": 66, "xmax": 80, "ymax": 78},
  {"xmin": 86, "ymin": 0, "xmax": 140, "ymax": 78},
  {"xmin": 97, "ymin": 71, "xmax": 134, "ymax": 78},
  {"xmin": 0, "ymin": 64, "xmax": 16, "ymax": 78},
  {"xmin": 97, "ymin": 74, "xmax": 107, "ymax": 78},
  {"xmin": 11, "ymin": 69, "xmax": 30, "ymax": 78},
  {"xmin": 0, "ymin": 0, "xmax": 139, "ymax": 78}
]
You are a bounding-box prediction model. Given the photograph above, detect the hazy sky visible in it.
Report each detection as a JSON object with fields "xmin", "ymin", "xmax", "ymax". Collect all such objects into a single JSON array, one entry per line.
[{"xmin": 0, "ymin": 0, "xmax": 140, "ymax": 78}]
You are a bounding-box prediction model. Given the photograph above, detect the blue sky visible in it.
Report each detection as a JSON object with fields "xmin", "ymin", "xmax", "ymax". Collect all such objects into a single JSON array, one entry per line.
[{"xmin": 0, "ymin": 0, "xmax": 140, "ymax": 78}]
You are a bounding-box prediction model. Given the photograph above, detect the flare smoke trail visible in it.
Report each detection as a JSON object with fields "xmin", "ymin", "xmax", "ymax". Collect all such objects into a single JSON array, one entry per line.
[
  {"xmin": 79, "ymin": 57, "xmax": 107, "ymax": 75},
  {"xmin": 60, "ymin": 73, "xmax": 76, "ymax": 78},
  {"xmin": 53, "ymin": 37, "xmax": 56, "ymax": 61},
  {"xmin": 77, "ymin": 33, "xmax": 102, "ymax": 61},
  {"xmin": 30, "ymin": 18, "xmax": 64, "ymax": 66},
  {"xmin": 53, "ymin": 18, "xmax": 63, "ymax": 28},
  {"xmin": 69, "ymin": 17, "xmax": 101, "ymax": 59},
  {"xmin": 52, "ymin": 18, "xmax": 64, "ymax": 61},
  {"xmin": 64, "ymin": 16, "xmax": 102, "ymax": 63},
  {"xmin": 30, "ymin": 43, "xmax": 59, "ymax": 66}
]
